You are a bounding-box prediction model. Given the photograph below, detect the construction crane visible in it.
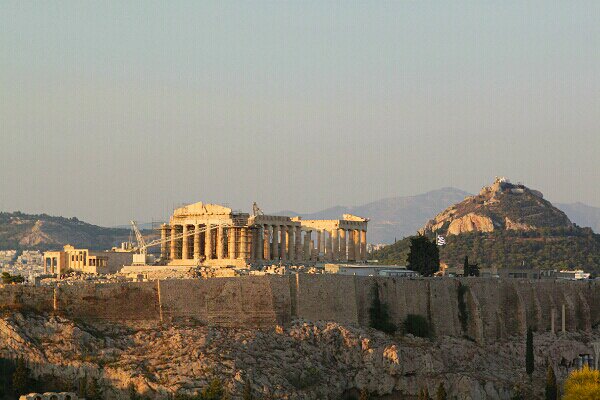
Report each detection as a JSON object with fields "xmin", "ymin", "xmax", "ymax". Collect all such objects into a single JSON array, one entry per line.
[
  {"xmin": 252, "ymin": 202, "xmax": 264, "ymax": 216},
  {"xmin": 130, "ymin": 221, "xmax": 148, "ymax": 254}
]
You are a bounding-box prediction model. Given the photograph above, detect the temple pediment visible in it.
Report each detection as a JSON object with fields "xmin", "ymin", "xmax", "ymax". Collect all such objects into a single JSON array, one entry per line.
[
  {"xmin": 342, "ymin": 214, "xmax": 369, "ymax": 222},
  {"xmin": 173, "ymin": 202, "xmax": 232, "ymax": 217}
]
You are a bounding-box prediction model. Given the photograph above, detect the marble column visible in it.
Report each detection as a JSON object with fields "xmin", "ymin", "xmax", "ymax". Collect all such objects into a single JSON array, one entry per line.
[
  {"xmin": 160, "ymin": 224, "xmax": 168, "ymax": 260},
  {"xmin": 255, "ymin": 225, "xmax": 264, "ymax": 261},
  {"xmin": 353, "ymin": 230, "xmax": 360, "ymax": 262},
  {"xmin": 181, "ymin": 225, "xmax": 189, "ymax": 260},
  {"xmin": 317, "ymin": 230, "xmax": 323, "ymax": 259},
  {"xmin": 271, "ymin": 225, "xmax": 279, "ymax": 260},
  {"xmin": 360, "ymin": 230, "xmax": 367, "ymax": 261},
  {"xmin": 295, "ymin": 226, "xmax": 302, "ymax": 261},
  {"xmin": 193, "ymin": 224, "xmax": 201, "ymax": 260},
  {"xmin": 205, "ymin": 224, "xmax": 213, "ymax": 260},
  {"xmin": 287, "ymin": 226, "xmax": 295, "ymax": 261},
  {"xmin": 228, "ymin": 227, "xmax": 236, "ymax": 259},
  {"xmin": 348, "ymin": 229, "xmax": 356, "ymax": 261},
  {"xmin": 216, "ymin": 226, "xmax": 225, "ymax": 259},
  {"xmin": 339, "ymin": 229, "xmax": 347, "ymax": 261},
  {"xmin": 170, "ymin": 225, "xmax": 176, "ymax": 260},
  {"xmin": 264, "ymin": 225, "xmax": 271, "ymax": 261},
  {"xmin": 592, "ymin": 342, "xmax": 600, "ymax": 370},
  {"xmin": 280, "ymin": 225, "xmax": 287, "ymax": 261},
  {"xmin": 303, "ymin": 230, "xmax": 311, "ymax": 261},
  {"xmin": 324, "ymin": 231, "xmax": 333, "ymax": 261},
  {"xmin": 331, "ymin": 228, "xmax": 339, "ymax": 261},
  {"xmin": 239, "ymin": 227, "xmax": 248, "ymax": 259}
]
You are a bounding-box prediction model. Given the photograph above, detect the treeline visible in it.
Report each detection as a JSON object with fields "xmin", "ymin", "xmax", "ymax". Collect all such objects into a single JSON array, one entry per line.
[{"xmin": 373, "ymin": 229, "xmax": 600, "ymax": 274}]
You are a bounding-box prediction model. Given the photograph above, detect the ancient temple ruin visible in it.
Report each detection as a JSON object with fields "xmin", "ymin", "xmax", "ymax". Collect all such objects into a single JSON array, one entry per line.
[{"xmin": 159, "ymin": 202, "xmax": 368, "ymax": 267}]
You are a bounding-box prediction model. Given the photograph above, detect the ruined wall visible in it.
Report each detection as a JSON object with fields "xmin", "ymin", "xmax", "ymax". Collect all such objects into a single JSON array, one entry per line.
[
  {"xmin": 55, "ymin": 282, "xmax": 160, "ymax": 321},
  {"xmin": 290, "ymin": 274, "xmax": 358, "ymax": 324},
  {"xmin": 0, "ymin": 285, "xmax": 54, "ymax": 313},
  {"xmin": 0, "ymin": 277, "xmax": 597, "ymax": 341},
  {"xmin": 159, "ymin": 276, "xmax": 290, "ymax": 327}
]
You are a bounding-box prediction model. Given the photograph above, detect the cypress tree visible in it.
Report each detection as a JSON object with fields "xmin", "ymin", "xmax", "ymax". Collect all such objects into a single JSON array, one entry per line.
[
  {"xmin": 526, "ymin": 327, "xmax": 534, "ymax": 377},
  {"xmin": 11, "ymin": 357, "xmax": 28, "ymax": 396},
  {"xmin": 545, "ymin": 364, "xmax": 557, "ymax": 400},
  {"xmin": 368, "ymin": 283, "xmax": 396, "ymax": 334},
  {"xmin": 87, "ymin": 377, "xmax": 102, "ymax": 400},
  {"xmin": 463, "ymin": 256, "xmax": 470, "ymax": 276},
  {"xmin": 436, "ymin": 383, "xmax": 448, "ymax": 400},
  {"xmin": 242, "ymin": 380, "xmax": 253, "ymax": 400}
]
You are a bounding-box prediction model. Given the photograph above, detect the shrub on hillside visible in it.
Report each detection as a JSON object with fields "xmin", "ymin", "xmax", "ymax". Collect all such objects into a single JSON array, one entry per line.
[{"xmin": 403, "ymin": 314, "xmax": 432, "ymax": 338}]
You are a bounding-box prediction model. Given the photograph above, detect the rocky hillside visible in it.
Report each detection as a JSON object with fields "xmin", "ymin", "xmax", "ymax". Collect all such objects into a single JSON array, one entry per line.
[
  {"xmin": 0, "ymin": 311, "xmax": 597, "ymax": 399},
  {"xmin": 0, "ymin": 212, "xmax": 132, "ymax": 251},
  {"xmin": 420, "ymin": 178, "xmax": 573, "ymax": 236},
  {"xmin": 374, "ymin": 179, "xmax": 600, "ymax": 273}
]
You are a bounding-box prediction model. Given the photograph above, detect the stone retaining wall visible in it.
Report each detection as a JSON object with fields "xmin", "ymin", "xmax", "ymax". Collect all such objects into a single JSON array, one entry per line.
[{"xmin": 0, "ymin": 276, "xmax": 597, "ymax": 340}]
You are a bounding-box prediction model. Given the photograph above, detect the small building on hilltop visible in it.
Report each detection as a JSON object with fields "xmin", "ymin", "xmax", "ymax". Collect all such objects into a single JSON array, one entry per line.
[{"xmin": 43, "ymin": 245, "xmax": 133, "ymax": 275}]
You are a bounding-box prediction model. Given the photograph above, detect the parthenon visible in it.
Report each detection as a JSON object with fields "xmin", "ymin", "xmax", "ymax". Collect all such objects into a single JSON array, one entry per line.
[{"xmin": 159, "ymin": 202, "xmax": 368, "ymax": 267}]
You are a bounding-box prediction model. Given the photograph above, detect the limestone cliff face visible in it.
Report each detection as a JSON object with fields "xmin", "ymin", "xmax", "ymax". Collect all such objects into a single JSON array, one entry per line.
[
  {"xmin": 1, "ymin": 312, "xmax": 598, "ymax": 400},
  {"xmin": 420, "ymin": 178, "xmax": 573, "ymax": 236},
  {"xmin": 447, "ymin": 213, "xmax": 495, "ymax": 235}
]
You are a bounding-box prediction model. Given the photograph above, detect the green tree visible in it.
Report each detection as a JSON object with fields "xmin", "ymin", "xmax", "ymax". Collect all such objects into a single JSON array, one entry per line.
[
  {"xmin": 403, "ymin": 314, "xmax": 432, "ymax": 338},
  {"xmin": 242, "ymin": 380, "xmax": 253, "ymax": 400},
  {"xmin": 368, "ymin": 283, "xmax": 396, "ymax": 334},
  {"xmin": 359, "ymin": 388, "xmax": 370, "ymax": 400},
  {"xmin": 544, "ymin": 364, "xmax": 557, "ymax": 400},
  {"xmin": 418, "ymin": 387, "xmax": 431, "ymax": 400},
  {"xmin": 11, "ymin": 357, "xmax": 28, "ymax": 396},
  {"xmin": 510, "ymin": 385, "xmax": 525, "ymax": 400},
  {"xmin": 463, "ymin": 256, "xmax": 470, "ymax": 277},
  {"xmin": 86, "ymin": 377, "xmax": 102, "ymax": 400},
  {"xmin": 407, "ymin": 236, "xmax": 439, "ymax": 276},
  {"xmin": 526, "ymin": 327, "xmax": 534, "ymax": 377},
  {"xmin": 201, "ymin": 379, "xmax": 227, "ymax": 400},
  {"xmin": 128, "ymin": 382, "xmax": 139, "ymax": 400},
  {"xmin": 1, "ymin": 272, "xmax": 24, "ymax": 284},
  {"xmin": 436, "ymin": 383, "xmax": 447, "ymax": 400}
]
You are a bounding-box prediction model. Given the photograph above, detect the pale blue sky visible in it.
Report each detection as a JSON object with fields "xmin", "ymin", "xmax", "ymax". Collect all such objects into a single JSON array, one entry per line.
[{"xmin": 1, "ymin": 1, "xmax": 599, "ymax": 226}]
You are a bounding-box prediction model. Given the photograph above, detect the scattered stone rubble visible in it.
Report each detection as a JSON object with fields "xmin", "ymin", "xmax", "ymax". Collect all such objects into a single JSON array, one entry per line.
[{"xmin": 0, "ymin": 312, "xmax": 597, "ymax": 399}]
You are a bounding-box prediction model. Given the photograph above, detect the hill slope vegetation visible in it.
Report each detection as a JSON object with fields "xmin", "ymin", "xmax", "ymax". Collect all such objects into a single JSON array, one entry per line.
[
  {"xmin": 0, "ymin": 211, "xmax": 131, "ymax": 250},
  {"xmin": 375, "ymin": 179, "xmax": 600, "ymax": 274}
]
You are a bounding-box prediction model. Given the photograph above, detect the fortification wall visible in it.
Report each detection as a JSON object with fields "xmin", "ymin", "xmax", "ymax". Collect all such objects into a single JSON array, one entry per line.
[
  {"xmin": 159, "ymin": 276, "xmax": 290, "ymax": 327},
  {"xmin": 0, "ymin": 277, "xmax": 597, "ymax": 341},
  {"xmin": 291, "ymin": 274, "xmax": 358, "ymax": 324},
  {"xmin": 0, "ymin": 285, "xmax": 54, "ymax": 313},
  {"xmin": 56, "ymin": 282, "xmax": 159, "ymax": 321}
]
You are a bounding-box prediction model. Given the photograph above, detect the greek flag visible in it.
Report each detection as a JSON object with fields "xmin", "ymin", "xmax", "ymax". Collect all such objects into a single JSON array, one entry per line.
[{"xmin": 436, "ymin": 235, "xmax": 446, "ymax": 246}]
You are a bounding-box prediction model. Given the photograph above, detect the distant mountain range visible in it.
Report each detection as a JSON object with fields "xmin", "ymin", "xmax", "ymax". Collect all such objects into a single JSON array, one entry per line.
[
  {"xmin": 1, "ymin": 186, "xmax": 598, "ymax": 251},
  {"xmin": 555, "ymin": 202, "xmax": 600, "ymax": 233},
  {"xmin": 278, "ymin": 187, "xmax": 600, "ymax": 243}
]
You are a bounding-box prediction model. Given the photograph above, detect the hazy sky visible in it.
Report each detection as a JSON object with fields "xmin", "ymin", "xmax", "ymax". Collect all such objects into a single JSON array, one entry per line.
[{"xmin": 1, "ymin": 1, "xmax": 599, "ymax": 226}]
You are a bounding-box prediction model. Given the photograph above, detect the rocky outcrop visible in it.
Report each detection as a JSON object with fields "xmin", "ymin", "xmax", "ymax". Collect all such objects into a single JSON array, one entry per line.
[
  {"xmin": 420, "ymin": 178, "xmax": 573, "ymax": 236},
  {"xmin": 447, "ymin": 213, "xmax": 495, "ymax": 235},
  {"xmin": 1, "ymin": 312, "xmax": 598, "ymax": 400}
]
